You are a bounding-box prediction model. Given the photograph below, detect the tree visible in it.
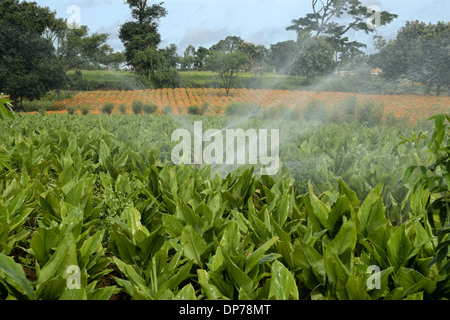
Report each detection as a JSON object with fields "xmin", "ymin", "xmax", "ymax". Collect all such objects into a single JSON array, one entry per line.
[
  {"xmin": 295, "ymin": 34, "xmax": 336, "ymax": 83},
  {"xmin": 413, "ymin": 21, "xmax": 449, "ymax": 96},
  {"xmin": 287, "ymin": 0, "xmax": 398, "ymax": 61},
  {"xmin": 119, "ymin": 0, "xmax": 167, "ymax": 58},
  {"xmin": 103, "ymin": 52, "xmax": 126, "ymax": 71},
  {"xmin": 132, "ymin": 47, "xmax": 180, "ymax": 88},
  {"xmin": 268, "ymin": 41, "xmax": 301, "ymax": 75},
  {"xmin": 119, "ymin": 0, "xmax": 179, "ymax": 88},
  {"xmin": 182, "ymin": 45, "xmax": 196, "ymax": 71},
  {"xmin": 237, "ymin": 42, "xmax": 268, "ymax": 76},
  {"xmin": 0, "ymin": 0, "xmax": 65, "ymax": 108},
  {"xmin": 377, "ymin": 21, "xmax": 449, "ymax": 96},
  {"xmin": 194, "ymin": 46, "xmax": 209, "ymax": 70},
  {"xmin": 207, "ymin": 51, "xmax": 249, "ymax": 96},
  {"xmin": 210, "ymin": 36, "xmax": 244, "ymax": 54},
  {"xmin": 161, "ymin": 43, "xmax": 180, "ymax": 69},
  {"xmin": 51, "ymin": 25, "xmax": 114, "ymax": 71}
]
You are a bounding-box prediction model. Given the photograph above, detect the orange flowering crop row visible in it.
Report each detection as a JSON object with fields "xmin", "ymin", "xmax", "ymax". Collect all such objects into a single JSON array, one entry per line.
[{"xmin": 51, "ymin": 88, "xmax": 449, "ymax": 122}]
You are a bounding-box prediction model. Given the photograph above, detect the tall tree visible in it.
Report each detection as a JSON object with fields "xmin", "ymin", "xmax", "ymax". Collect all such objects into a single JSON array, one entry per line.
[
  {"xmin": 268, "ymin": 41, "xmax": 301, "ymax": 75},
  {"xmin": 119, "ymin": 0, "xmax": 179, "ymax": 88},
  {"xmin": 377, "ymin": 21, "xmax": 449, "ymax": 96},
  {"xmin": 294, "ymin": 34, "xmax": 336, "ymax": 83},
  {"xmin": 207, "ymin": 51, "xmax": 249, "ymax": 96},
  {"xmin": 287, "ymin": 0, "xmax": 398, "ymax": 61},
  {"xmin": 238, "ymin": 42, "xmax": 268, "ymax": 76},
  {"xmin": 0, "ymin": 0, "xmax": 65, "ymax": 108},
  {"xmin": 182, "ymin": 45, "xmax": 196, "ymax": 71},
  {"xmin": 210, "ymin": 36, "xmax": 244, "ymax": 54},
  {"xmin": 194, "ymin": 46, "xmax": 209, "ymax": 70},
  {"xmin": 51, "ymin": 25, "xmax": 114, "ymax": 72},
  {"xmin": 119, "ymin": 0, "xmax": 167, "ymax": 57},
  {"xmin": 161, "ymin": 43, "xmax": 180, "ymax": 69}
]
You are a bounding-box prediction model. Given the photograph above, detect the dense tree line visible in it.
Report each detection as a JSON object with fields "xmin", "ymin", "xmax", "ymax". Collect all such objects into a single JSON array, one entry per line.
[
  {"xmin": 1, "ymin": 0, "xmax": 448, "ymax": 104},
  {"xmin": 0, "ymin": 0, "xmax": 124, "ymax": 108},
  {"xmin": 369, "ymin": 21, "xmax": 449, "ymax": 96}
]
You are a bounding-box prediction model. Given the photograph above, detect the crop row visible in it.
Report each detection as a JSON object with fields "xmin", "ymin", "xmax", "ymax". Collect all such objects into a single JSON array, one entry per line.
[{"xmin": 41, "ymin": 88, "xmax": 450, "ymax": 123}]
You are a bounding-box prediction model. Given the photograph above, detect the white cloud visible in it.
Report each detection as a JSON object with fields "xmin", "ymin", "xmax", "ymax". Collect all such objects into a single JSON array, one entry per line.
[{"xmin": 178, "ymin": 24, "xmax": 233, "ymax": 51}]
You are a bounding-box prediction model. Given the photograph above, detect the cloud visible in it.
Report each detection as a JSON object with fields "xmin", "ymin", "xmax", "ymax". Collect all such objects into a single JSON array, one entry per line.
[
  {"xmin": 247, "ymin": 27, "xmax": 295, "ymax": 47},
  {"xmin": 178, "ymin": 24, "xmax": 233, "ymax": 51}
]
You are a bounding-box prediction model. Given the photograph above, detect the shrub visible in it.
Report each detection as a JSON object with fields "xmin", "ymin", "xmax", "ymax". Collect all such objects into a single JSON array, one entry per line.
[
  {"xmin": 119, "ymin": 104, "xmax": 127, "ymax": 114},
  {"xmin": 132, "ymin": 100, "xmax": 143, "ymax": 115},
  {"xmin": 66, "ymin": 106, "xmax": 76, "ymax": 115},
  {"xmin": 188, "ymin": 102, "xmax": 210, "ymax": 115},
  {"xmin": 22, "ymin": 100, "xmax": 53, "ymax": 113},
  {"xmin": 188, "ymin": 105, "xmax": 202, "ymax": 115},
  {"xmin": 81, "ymin": 106, "xmax": 90, "ymax": 115},
  {"xmin": 101, "ymin": 102, "xmax": 114, "ymax": 115},
  {"xmin": 49, "ymin": 101, "xmax": 66, "ymax": 111},
  {"xmin": 143, "ymin": 104, "xmax": 158, "ymax": 114}
]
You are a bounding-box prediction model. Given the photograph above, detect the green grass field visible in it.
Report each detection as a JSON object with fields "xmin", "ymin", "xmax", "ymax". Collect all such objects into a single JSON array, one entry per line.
[
  {"xmin": 66, "ymin": 69, "xmax": 447, "ymax": 96},
  {"xmin": 68, "ymin": 70, "xmax": 310, "ymax": 91}
]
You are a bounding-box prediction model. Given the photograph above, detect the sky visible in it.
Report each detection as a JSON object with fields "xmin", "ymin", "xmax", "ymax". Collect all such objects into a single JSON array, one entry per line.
[{"xmin": 33, "ymin": 0, "xmax": 449, "ymax": 54}]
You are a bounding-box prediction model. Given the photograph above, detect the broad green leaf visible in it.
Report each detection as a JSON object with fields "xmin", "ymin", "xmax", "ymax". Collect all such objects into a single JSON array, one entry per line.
[
  {"xmin": 219, "ymin": 220, "xmax": 240, "ymax": 257},
  {"xmin": 113, "ymin": 257, "xmax": 152, "ymax": 299},
  {"xmin": 197, "ymin": 269, "xmax": 228, "ymax": 300},
  {"xmin": 396, "ymin": 267, "xmax": 436, "ymax": 296},
  {"xmin": 222, "ymin": 249, "xmax": 254, "ymax": 296},
  {"xmin": 125, "ymin": 206, "xmax": 150, "ymax": 243},
  {"xmin": 327, "ymin": 220, "xmax": 357, "ymax": 257},
  {"xmin": 98, "ymin": 139, "xmax": 110, "ymax": 166},
  {"xmin": 30, "ymin": 227, "xmax": 59, "ymax": 265},
  {"xmin": 36, "ymin": 233, "xmax": 78, "ymax": 290},
  {"xmin": 274, "ymin": 194, "xmax": 289, "ymax": 227},
  {"xmin": 338, "ymin": 178, "xmax": 360, "ymax": 207},
  {"xmin": 387, "ymin": 225, "xmax": 412, "ymax": 270},
  {"xmin": 307, "ymin": 182, "xmax": 330, "ymax": 230},
  {"xmin": 367, "ymin": 266, "xmax": 394, "ymax": 300},
  {"xmin": 268, "ymin": 260, "xmax": 299, "ymax": 300},
  {"xmin": 59, "ymin": 288, "xmax": 87, "ymax": 300},
  {"xmin": 176, "ymin": 198, "xmax": 203, "ymax": 235},
  {"xmin": 0, "ymin": 148, "xmax": 11, "ymax": 170},
  {"xmin": 157, "ymin": 261, "xmax": 193, "ymax": 294},
  {"xmin": 79, "ymin": 230, "xmax": 105, "ymax": 269},
  {"xmin": 327, "ymin": 195, "xmax": 352, "ymax": 235},
  {"xmin": 292, "ymin": 239, "xmax": 326, "ymax": 284},
  {"xmin": 357, "ymin": 184, "xmax": 390, "ymax": 247},
  {"xmin": 0, "ymin": 99, "xmax": 13, "ymax": 120},
  {"xmin": 345, "ymin": 275, "xmax": 370, "ymax": 300},
  {"xmin": 180, "ymin": 225, "xmax": 207, "ymax": 266},
  {"xmin": 0, "ymin": 253, "xmax": 36, "ymax": 300},
  {"xmin": 162, "ymin": 214, "xmax": 185, "ymax": 238},
  {"xmin": 87, "ymin": 286, "xmax": 120, "ymax": 300},
  {"xmin": 174, "ymin": 283, "xmax": 197, "ymax": 300},
  {"xmin": 324, "ymin": 250, "xmax": 351, "ymax": 300},
  {"xmin": 245, "ymin": 236, "xmax": 279, "ymax": 273}
]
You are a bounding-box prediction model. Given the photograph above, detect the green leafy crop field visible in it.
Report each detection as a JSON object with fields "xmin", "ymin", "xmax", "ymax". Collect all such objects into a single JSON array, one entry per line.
[{"xmin": 0, "ymin": 106, "xmax": 449, "ymax": 300}]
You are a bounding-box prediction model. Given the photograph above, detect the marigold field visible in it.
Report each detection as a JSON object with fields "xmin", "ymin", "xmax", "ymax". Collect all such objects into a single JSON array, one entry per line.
[{"xmin": 48, "ymin": 88, "xmax": 450, "ymax": 124}]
